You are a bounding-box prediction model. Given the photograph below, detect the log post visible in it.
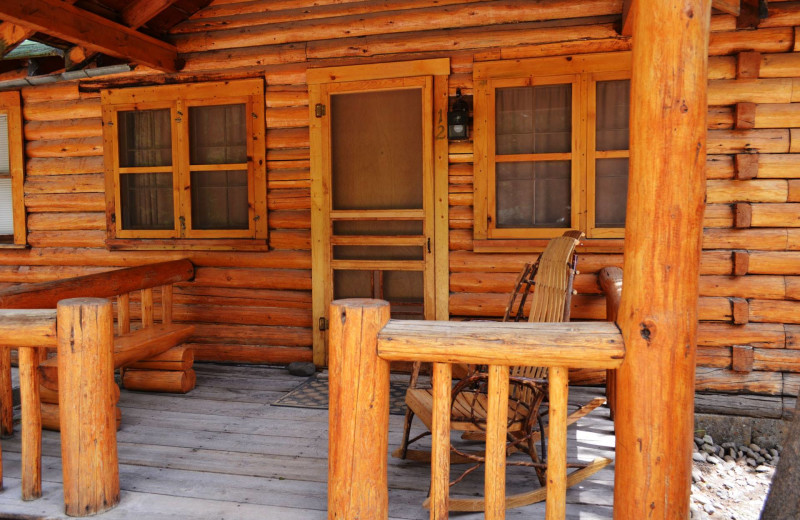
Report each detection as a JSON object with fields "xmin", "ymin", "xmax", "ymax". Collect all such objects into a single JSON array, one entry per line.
[
  {"xmin": 0, "ymin": 346, "xmax": 12, "ymax": 435},
  {"xmin": 57, "ymin": 298, "xmax": 119, "ymax": 517},
  {"xmin": 429, "ymin": 362, "xmax": 451, "ymax": 519},
  {"xmin": 485, "ymin": 364, "xmax": 509, "ymax": 519},
  {"xmin": 328, "ymin": 299, "xmax": 390, "ymax": 519},
  {"xmin": 546, "ymin": 366, "xmax": 569, "ymax": 520},
  {"xmin": 19, "ymin": 346, "xmax": 42, "ymax": 500},
  {"xmin": 614, "ymin": 1, "xmax": 710, "ymax": 519}
]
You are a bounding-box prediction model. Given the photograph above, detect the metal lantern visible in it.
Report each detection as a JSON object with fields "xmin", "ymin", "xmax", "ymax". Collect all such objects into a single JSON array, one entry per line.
[{"xmin": 447, "ymin": 88, "xmax": 470, "ymax": 140}]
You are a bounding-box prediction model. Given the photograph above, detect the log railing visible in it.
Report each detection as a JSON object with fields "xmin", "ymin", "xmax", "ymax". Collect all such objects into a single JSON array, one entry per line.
[
  {"xmin": 0, "ymin": 260, "xmax": 195, "ymax": 516},
  {"xmin": 328, "ymin": 298, "xmax": 625, "ymax": 520},
  {"xmin": 0, "ymin": 259, "xmax": 195, "ymax": 433},
  {"xmin": 0, "ymin": 309, "xmax": 56, "ymax": 500}
]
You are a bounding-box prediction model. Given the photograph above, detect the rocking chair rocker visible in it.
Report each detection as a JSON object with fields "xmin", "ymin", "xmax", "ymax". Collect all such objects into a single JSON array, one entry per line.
[{"xmin": 394, "ymin": 230, "xmax": 611, "ymax": 511}]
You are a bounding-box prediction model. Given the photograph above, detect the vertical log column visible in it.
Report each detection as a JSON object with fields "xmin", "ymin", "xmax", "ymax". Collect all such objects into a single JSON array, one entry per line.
[
  {"xmin": 328, "ymin": 299, "xmax": 390, "ymax": 519},
  {"xmin": 0, "ymin": 347, "xmax": 12, "ymax": 436},
  {"xmin": 614, "ymin": 1, "xmax": 710, "ymax": 519},
  {"xmin": 430, "ymin": 362, "xmax": 451, "ymax": 519},
  {"xmin": 57, "ymin": 298, "xmax": 120, "ymax": 517},
  {"xmin": 19, "ymin": 347, "xmax": 42, "ymax": 500}
]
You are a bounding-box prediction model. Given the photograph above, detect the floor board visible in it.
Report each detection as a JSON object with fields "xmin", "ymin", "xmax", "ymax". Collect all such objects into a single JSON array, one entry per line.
[{"xmin": 0, "ymin": 364, "xmax": 615, "ymax": 519}]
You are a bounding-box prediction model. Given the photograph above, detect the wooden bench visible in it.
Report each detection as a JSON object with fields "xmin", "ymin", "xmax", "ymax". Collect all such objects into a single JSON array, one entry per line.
[{"xmin": 38, "ymin": 323, "xmax": 195, "ymax": 429}]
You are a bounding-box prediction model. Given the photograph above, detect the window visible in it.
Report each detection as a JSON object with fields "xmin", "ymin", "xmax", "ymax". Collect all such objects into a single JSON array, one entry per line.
[
  {"xmin": 101, "ymin": 80, "xmax": 266, "ymax": 246},
  {"xmin": 0, "ymin": 91, "xmax": 25, "ymax": 246},
  {"xmin": 474, "ymin": 52, "xmax": 631, "ymax": 241}
]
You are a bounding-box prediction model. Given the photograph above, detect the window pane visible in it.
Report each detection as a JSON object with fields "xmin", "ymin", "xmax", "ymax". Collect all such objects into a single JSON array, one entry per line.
[
  {"xmin": 496, "ymin": 161, "xmax": 570, "ymax": 228},
  {"xmin": 0, "ymin": 177, "xmax": 13, "ymax": 235},
  {"xmin": 595, "ymin": 158, "xmax": 628, "ymax": 228},
  {"xmin": 0, "ymin": 114, "xmax": 9, "ymax": 174},
  {"xmin": 190, "ymin": 104, "xmax": 247, "ymax": 165},
  {"xmin": 120, "ymin": 173, "xmax": 174, "ymax": 230},
  {"xmin": 596, "ymin": 80, "xmax": 630, "ymax": 151},
  {"xmin": 118, "ymin": 110, "xmax": 172, "ymax": 167},
  {"xmin": 496, "ymin": 84, "xmax": 571, "ymax": 155},
  {"xmin": 191, "ymin": 170, "xmax": 249, "ymax": 230}
]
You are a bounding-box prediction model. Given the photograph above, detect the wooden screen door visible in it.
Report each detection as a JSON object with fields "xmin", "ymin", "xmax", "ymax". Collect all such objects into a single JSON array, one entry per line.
[{"xmin": 310, "ymin": 65, "xmax": 444, "ymax": 365}]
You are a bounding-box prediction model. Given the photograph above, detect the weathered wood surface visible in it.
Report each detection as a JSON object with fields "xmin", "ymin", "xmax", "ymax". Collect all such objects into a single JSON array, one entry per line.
[
  {"xmin": 0, "ymin": 310, "xmax": 57, "ymax": 347},
  {"xmin": 614, "ymin": 2, "xmax": 708, "ymax": 520},
  {"xmin": 328, "ymin": 300, "xmax": 391, "ymax": 518},
  {"xmin": 377, "ymin": 320, "xmax": 624, "ymax": 369},
  {"xmin": 0, "ymin": 259, "xmax": 194, "ymax": 309},
  {"xmin": 0, "ymin": 364, "xmax": 616, "ymax": 519},
  {"xmin": 57, "ymin": 298, "xmax": 119, "ymax": 516}
]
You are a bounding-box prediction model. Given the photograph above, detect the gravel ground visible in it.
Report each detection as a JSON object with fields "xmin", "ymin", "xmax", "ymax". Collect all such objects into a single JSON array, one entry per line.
[{"xmin": 690, "ymin": 435, "xmax": 778, "ymax": 520}]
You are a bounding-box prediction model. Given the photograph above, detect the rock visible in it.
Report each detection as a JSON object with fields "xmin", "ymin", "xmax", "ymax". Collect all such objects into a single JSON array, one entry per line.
[
  {"xmin": 702, "ymin": 444, "xmax": 717, "ymax": 455},
  {"xmin": 749, "ymin": 443, "xmax": 761, "ymax": 452},
  {"xmin": 695, "ymin": 436, "xmax": 705, "ymax": 447},
  {"xmin": 703, "ymin": 435, "xmax": 714, "ymax": 445},
  {"xmin": 704, "ymin": 503, "xmax": 715, "ymax": 515},
  {"xmin": 287, "ymin": 362, "xmax": 316, "ymax": 377},
  {"xmin": 693, "ymin": 452, "xmax": 707, "ymax": 462},
  {"xmin": 707, "ymin": 456, "xmax": 721, "ymax": 465},
  {"xmin": 747, "ymin": 458, "xmax": 757, "ymax": 467},
  {"xmin": 692, "ymin": 468, "xmax": 703, "ymax": 483},
  {"xmin": 770, "ymin": 448, "xmax": 779, "ymax": 458},
  {"xmin": 723, "ymin": 455, "xmax": 734, "ymax": 463},
  {"xmin": 756, "ymin": 465, "xmax": 771, "ymax": 473}
]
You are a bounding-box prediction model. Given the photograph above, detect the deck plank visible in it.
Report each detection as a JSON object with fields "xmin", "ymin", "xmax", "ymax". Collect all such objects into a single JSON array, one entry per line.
[{"xmin": 0, "ymin": 364, "xmax": 615, "ymax": 519}]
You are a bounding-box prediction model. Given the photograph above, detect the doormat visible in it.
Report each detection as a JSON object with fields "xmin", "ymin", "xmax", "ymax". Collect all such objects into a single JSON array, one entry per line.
[{"xmin": 273, "ymin": 375, "xmax": 409, "ymax": 415}]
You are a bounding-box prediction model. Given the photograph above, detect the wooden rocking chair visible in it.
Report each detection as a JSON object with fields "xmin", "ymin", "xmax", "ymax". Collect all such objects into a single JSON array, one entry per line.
[{"xmin": 394, "ymin": 230, "xmax": 611, "ymax": 511}]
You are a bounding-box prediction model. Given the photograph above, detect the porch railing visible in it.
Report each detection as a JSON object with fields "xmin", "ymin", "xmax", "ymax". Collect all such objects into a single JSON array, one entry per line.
[
  {"xmin": 0, "ymin": 260, "xmax": 195, "ymax": 516},
  {"xmin": 327, "ymin": 298, "xmax": 625, "ymax": 520},
  {"xmin": 0, "ymin": 259, "xmax": 195, "ymax": 433}
]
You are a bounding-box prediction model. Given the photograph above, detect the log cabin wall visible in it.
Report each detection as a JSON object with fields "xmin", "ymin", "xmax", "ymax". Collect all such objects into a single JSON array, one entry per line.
[{"xmin": 2, "ymin": 0, "xmax": 800, "ymax": 419}]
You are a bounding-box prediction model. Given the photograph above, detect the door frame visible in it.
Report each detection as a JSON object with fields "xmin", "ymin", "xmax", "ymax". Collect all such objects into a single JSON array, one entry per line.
[{"xmin": 308, "ymin": 59, "xmax": 450, "ymax": 366}]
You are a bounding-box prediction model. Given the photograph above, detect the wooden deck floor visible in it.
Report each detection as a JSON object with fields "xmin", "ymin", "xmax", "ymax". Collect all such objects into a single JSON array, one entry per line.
[{"xmin": 0, "ymin": 364, "xmax": 615, "ymax": 519}]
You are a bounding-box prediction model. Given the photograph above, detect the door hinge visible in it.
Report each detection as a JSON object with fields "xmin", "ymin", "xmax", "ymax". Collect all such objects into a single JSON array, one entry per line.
[
  {"xmin": 315, "ymin": 103, "xmax": 326, "ymax": 118},
  {"xmin": 427, "ymin": 237, "xmax": 431, "ymax": 254},
  {"xmin": 319, "ymin": 317, "xmax": 328, "ymax": 331}
]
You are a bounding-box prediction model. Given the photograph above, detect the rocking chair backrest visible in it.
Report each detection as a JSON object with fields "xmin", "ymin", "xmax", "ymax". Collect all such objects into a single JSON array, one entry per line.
[{"xmin": 510, "ymin": 230, "xmax": 582, "ymax": 382}]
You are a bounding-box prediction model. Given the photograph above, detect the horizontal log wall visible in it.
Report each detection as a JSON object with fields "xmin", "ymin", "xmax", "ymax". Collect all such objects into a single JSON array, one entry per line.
[
  {"xmin": 16, "ymin": 79, "xmax": 312, "ymax": 364},
  {"xmin": 5, "ymin": 0, "xmax": 800, "ymax": 411}
]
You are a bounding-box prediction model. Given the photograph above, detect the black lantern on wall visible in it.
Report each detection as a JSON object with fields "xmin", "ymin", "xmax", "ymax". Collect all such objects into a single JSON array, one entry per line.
[{"xmin": 448, "ymin": 88, "xmax": 470, "ymax": 140}]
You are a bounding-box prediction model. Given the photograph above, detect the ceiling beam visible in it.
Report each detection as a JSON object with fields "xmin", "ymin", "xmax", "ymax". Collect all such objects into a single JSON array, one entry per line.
[
  {"xmin": 0, "ymin": 22, "xmax": 35, "ymax": 56},
  {"xmin": 0, "ymin": 0, "xmax": 180, "ymax": 72},
  {"xmin": 121, "ymin": 0, "xmax": 180, "ymax": 30},
  {"xmin": 1, "ymin": 2, "xmax": 77, "ymax": 58}
]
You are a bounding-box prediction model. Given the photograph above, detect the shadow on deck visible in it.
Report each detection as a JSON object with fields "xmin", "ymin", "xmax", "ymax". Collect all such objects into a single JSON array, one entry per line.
[{"xmin": 0, "ymin": 364, "xmax": 615, "ymax": 519}]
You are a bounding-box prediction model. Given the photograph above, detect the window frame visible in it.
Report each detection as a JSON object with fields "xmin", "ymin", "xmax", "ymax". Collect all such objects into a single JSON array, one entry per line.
[
  {"xmin": 101, "ymin": 80, "xmax": 267, "ymax": 248},
  {"xmin": 0, "ymin": 90, "xmax": 26, "ymax": 247},
  {"xmin": 473, "ymin": 52, "xmax": 632, "ymax": 243}
]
